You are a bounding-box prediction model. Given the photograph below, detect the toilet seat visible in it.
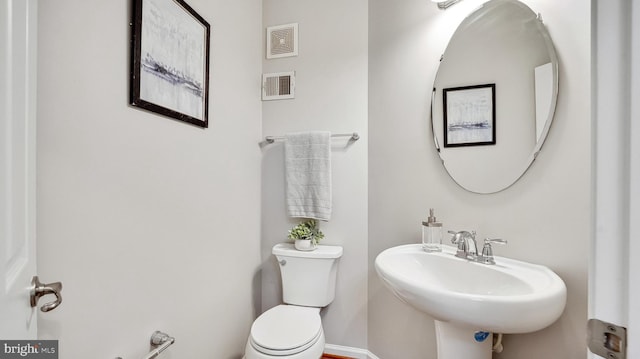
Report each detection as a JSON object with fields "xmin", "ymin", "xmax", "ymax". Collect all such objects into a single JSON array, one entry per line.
[{"xmin": 250, "ymin": 305, "xmax": 323, "ymax": 356}]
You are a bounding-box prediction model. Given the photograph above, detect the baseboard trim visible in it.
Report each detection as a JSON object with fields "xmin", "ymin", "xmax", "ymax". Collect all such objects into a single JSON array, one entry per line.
[{"xmin": 324, "ymin": 344, "xmax": 380, "ymax": 359}]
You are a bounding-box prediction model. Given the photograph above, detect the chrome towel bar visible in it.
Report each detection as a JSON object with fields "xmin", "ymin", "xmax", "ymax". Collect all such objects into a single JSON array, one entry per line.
[
  {"xmin": 142, "ymin": 331, "xmax": 175, "ymax": 359},
  {"xmin": 264, "ymin": 132, "xmax": 360, "ymax": 144},
  {"xmin": 114, "ymin": 331, "xmax": 175, "ymax": 359}
]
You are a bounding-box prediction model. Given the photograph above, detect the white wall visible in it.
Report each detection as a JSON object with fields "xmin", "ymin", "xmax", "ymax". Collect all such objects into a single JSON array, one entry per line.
[
  {"xmin": 368, "ymin": 0, "xmax": 590, "ymax": 358},
  {"xmin": 260, "ymin": 0, "xmax": 369, "ymax": 349},
  {"xmin": 36, "ymin": 0, "xmax": 263, "ymax": 357}
]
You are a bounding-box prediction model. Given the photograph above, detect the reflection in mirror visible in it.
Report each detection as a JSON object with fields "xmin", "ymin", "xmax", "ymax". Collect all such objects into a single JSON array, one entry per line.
[{"xmin": 431, "ymin": 0, "xmax": 558, "ymax": 194}]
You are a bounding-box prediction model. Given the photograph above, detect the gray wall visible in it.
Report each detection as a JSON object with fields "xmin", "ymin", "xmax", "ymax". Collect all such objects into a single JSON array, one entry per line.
[
  {"xmin": 368, "ymin": 0, "xmax": 590, "ymax": 358},
  {"xmin": 261, "ymin": 0, "xmax": 369, "ymax": 349},
  {"xmin": 37, "ymin": 1, "xmax": 263, "ymax": 357}
]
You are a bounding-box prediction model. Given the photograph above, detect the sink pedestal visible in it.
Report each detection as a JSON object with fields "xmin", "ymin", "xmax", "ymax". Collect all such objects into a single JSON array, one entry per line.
[{"xmin": 435, "ymin": 321, "xmax": 492, "ymax": 359}]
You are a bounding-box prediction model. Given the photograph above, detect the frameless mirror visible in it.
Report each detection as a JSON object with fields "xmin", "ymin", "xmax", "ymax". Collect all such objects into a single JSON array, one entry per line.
[{"xmin": 431, "ymin": 0, "xmax": 558, "ymax": 193}]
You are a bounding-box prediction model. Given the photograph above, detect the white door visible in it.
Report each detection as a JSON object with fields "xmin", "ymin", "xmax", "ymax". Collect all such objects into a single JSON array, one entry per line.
[
  {"xmin": 0, "ymin": 0, "xmax": 39, "ymax": 339},
  {"xmin": 591, "ymin": 0, "xmax": 638, "ymax": 357}
]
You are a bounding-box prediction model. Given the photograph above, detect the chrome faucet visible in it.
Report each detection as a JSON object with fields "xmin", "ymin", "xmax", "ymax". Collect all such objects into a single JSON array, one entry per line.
[
  {"xmin": 449, "ymin": 230, "xmax": 507, "ymax": 265},
  {"xmin": 448, "ymin": 230, "xmax": 478, "ymax": 260}
]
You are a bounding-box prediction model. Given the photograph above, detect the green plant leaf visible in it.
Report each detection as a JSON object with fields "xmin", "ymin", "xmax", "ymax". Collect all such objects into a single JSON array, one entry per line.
[{"xmin": 287, "ymin": 218, "xmax": 324, "ymax": 242}]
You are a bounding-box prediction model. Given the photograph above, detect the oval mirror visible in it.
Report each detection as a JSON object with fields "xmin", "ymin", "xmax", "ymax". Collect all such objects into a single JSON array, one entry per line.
[{"xmin": 431, "ymin": 0, "xmax": 558, "ymax": 193}]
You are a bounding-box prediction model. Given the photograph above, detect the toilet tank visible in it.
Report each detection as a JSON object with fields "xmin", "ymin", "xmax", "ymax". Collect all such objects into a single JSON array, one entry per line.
[{"xmin": 272, "ymin": 243, "xmax": 343, "ymax": 307}]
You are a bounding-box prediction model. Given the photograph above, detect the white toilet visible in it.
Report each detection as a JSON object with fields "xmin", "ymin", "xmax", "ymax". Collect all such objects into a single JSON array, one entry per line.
[{"xmin": 244, "ymin": 243, "xmax": 343, "ymax": 359}]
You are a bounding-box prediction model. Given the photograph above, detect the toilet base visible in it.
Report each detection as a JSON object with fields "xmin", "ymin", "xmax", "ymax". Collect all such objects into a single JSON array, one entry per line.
[{"xmin": 244, "ymin": 330, "xmax": 325, "ymax": 359}]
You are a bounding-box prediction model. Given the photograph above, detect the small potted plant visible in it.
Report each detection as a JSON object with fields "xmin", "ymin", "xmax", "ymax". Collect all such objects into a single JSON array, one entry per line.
[{"xmin": 287, "ymin": 219, "xmax": 325, "ymax": 251}]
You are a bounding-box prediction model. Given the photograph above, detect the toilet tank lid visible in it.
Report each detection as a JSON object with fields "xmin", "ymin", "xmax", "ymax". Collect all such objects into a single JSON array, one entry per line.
[{"xmin": 273, "ymin": 243, "xmax": 343, "ymax": 259}]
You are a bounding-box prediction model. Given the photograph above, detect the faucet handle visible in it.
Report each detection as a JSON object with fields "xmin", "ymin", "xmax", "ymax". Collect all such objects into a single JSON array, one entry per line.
[
  {"xmin": 480, "ymin": 238, "xmax": 507, "ymax": 264},
  {"xmin": 484, "ymin": 238, "xmax": 507, "ymax": 245},
  {"xmin": 448, "ymin": 230, "xmax": 460, "ymax": 244},
  {"xmin": 448, "ymin": 230, "xmax": 467, "ymax": 259}
]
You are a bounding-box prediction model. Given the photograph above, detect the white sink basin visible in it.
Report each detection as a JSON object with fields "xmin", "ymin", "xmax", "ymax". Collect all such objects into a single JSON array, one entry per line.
[{"xmin": 375, "ymin": 244, "xmax": 566, "ymax": 334}]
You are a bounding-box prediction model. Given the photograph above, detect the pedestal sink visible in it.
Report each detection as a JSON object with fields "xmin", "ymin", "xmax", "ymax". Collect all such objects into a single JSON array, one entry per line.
[{"xmin": 374, "ymin": 244, "xmax": 566, "ymax": 359}]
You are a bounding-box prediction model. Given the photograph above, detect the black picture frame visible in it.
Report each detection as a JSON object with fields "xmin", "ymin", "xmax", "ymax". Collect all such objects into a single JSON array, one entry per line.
[
  {"xmin": 443, "ymin": 84, "xmax": 496, "ymax": 147},
  {"xmin": 130, "ymin": 0, "xmax": 211, "ymax": 128}
]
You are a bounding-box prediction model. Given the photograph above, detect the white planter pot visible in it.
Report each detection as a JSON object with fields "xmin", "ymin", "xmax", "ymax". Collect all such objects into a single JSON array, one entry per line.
[{"xmin": 294, "ymin": 239, "xmax": 317, "ymax": 251}]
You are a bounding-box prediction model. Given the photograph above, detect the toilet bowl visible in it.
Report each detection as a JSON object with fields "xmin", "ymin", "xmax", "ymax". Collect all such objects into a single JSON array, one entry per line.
[
  {"xmin": 244, "ymin": 243, "xmax": 343, "ymax": 359},
  {"xmin": 244, "ymin": 305, "xmax": 325, "ymax": 359}
]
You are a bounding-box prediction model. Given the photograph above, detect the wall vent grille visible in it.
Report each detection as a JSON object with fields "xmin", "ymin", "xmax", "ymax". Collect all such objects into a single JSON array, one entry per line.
[
  {"xmin": 262, "ymin": 72, "xmax": 295, "ymax": 100},
  {"xmin": 266, "ymin": 23, "xmax": 298, "ymax": 59}
]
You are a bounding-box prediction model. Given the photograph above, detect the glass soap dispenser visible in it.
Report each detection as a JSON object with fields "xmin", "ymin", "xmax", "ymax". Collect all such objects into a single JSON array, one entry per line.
[{"xmin": 422, "ymin": 208, "xmax": 443, "ymax": 252}]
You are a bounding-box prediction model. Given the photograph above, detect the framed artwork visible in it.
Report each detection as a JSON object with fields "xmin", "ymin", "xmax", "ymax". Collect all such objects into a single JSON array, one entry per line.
[
  {"xmin": 130, "ymin": 0, "xmax": 210, "ymax": 128},
  {"xmin": 443, "ymin": 84, "xmax": 496, "ymax": 147}
]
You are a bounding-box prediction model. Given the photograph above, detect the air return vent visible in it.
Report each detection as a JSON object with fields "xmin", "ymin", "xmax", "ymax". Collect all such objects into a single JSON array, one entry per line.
[
  {"xmin": 262, "ymin": 71, "xmax": 295, "ymax": 101},
  {"xmin": 266, "ymin": 23, "xmax": 298, "ymax": 59}
]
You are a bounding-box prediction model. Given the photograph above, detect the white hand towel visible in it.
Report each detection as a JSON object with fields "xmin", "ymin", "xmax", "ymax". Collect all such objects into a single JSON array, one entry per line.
[{"xmin": 284, "ymin": 131, "xmax": 332, "ymax": 221}]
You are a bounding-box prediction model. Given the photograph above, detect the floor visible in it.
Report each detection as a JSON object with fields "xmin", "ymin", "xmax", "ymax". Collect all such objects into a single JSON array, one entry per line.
[{"xmin": 322, "ymin": 355, "xmax": 354, "ymax": 359}]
